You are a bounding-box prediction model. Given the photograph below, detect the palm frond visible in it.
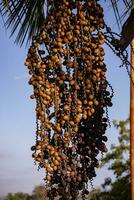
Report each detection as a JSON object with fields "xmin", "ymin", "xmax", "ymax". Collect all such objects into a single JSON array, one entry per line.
[
  {"xmin": 0, "ymin": 0, "xmax": 45, "ymax": 46},
  {"xmin": 0, "ymin": 0, "xmax": 132, "ymax": 46},
  {"xmin": 109, "ymin": 0, "xmax": 131, "ymax": 29}
]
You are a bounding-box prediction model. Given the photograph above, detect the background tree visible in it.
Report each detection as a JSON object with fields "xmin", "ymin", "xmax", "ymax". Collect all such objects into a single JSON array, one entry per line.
[
  {"xmin": 5, "ymin": 192, "xmax": 30, "ymax": 200},
  {"xmin": 31, "ymin": 185, "xmax": 48, "ymax": 200},
  {"xmin": 98, "ymin": 117, "xmax": 130, "ymax": 200}
]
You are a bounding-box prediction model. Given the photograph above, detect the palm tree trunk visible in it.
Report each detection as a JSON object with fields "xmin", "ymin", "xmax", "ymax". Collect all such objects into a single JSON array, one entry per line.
[
  {"xmin": 131, "ymin": 38, "xmax": 134, "ymax": 199},
  {"xmin": 131, "ymin": 2, "xmax": 134, "ymax": 199}
]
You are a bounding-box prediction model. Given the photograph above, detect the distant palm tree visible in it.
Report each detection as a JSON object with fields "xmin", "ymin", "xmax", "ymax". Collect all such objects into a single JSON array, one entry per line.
[{"xmin": 0, "ymin": 0, "xmax": 132, "ymax": 46}]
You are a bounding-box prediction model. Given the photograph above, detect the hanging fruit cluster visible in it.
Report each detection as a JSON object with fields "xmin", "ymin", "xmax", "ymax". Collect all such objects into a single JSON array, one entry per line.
[{"xmin": 25, "ymin": 0, "xmax": 113, "ymax": 199}]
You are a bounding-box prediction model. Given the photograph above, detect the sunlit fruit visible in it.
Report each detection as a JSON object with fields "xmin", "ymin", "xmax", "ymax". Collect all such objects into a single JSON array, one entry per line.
[{"xmin": 25, "ymin": 0, "xmax": 113, "ymax": 199}]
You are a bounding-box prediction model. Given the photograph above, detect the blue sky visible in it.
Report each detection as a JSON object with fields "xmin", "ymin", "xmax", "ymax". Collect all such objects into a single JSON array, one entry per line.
[{"xmin": 0, "ymin": 1, "xmax": 130, "ymax": 197}]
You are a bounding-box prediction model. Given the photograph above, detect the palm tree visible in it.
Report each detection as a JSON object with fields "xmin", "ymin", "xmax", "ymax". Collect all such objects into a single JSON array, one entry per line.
[
  {"xmin": 0, "ymin": 0, "xmax": 132, "ymax": 46},
  {"xmin": 0, "ymin": 0, "xmax": 133, "ymax": 199}
]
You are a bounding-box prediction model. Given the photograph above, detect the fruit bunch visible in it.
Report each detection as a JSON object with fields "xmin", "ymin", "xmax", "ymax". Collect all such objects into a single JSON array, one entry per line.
[{"xmin": 25, "ymin": 0, "xmax": 113, "ymax": 199}]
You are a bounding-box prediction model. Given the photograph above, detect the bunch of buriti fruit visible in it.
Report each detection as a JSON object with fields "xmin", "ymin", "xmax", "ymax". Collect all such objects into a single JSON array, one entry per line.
[{"xmin": 25, "ymin": 0, "xmax": 112, "ymax": 199}]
